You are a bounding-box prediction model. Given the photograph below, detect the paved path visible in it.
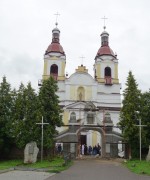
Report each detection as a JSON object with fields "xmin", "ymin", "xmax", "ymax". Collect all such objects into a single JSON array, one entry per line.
[
  {"xmin": 0, "ymin": 170, "xmax": 55, "ymax": 180},
  {"xmin": 45, "ymin": 159, "xmax": 150, "ymax": 180}
]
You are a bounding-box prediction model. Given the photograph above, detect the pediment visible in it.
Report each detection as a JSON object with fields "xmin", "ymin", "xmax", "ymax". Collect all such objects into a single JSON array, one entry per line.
[{"xmin": 64, "ymin": 101, "xmax": 96, "ymax": 110}]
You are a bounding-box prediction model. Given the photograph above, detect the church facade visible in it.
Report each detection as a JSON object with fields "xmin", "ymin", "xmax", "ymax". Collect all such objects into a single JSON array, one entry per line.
[{"xmin": 42, "ymin": 24, "xmax": 122, "ymax": 157}]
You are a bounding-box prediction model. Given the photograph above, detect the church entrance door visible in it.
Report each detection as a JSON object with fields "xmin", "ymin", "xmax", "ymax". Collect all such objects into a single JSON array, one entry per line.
[{"xmin": 80, "ymin": 135, "xmax": 86, "ymax": 145}]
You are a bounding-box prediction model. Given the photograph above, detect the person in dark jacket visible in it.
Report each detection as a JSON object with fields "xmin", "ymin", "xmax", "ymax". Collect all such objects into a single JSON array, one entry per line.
[
  {"xmin": 84, "ymin": 144, "xmax": 87, "ymax": 155},
  {"xmin": 97, "ymin": 143, "xmax": 101, "ymax": 155}
]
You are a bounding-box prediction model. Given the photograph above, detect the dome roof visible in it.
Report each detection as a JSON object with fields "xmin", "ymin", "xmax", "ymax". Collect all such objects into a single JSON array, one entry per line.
[
  {"xmin": 45, "ymin": 42, "xmax": 65, "ymax": 55},
  {"xmin": 96, "ymin": 45, "xmax": 115, "ymax": 57},
  {"xmin": 101, "ymin": 30, "xmax": 109, "ymax": 36},
  {"xmin": 52, "ymin": 27, "xmax": 60, "ymax": 33}
]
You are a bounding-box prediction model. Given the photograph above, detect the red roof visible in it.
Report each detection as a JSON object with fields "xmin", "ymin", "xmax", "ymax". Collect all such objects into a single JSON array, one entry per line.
[
  {"xmin": 96, "ymin": 46, "xmax": 115, "ymax": 57},
  {"xmin": 45, "ymin": 43, "xmax": 65, "ymax": 55}
]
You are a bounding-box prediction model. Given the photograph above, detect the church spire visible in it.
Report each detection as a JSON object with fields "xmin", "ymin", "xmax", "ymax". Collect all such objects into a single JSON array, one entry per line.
[
  {"xmin": 52, "ymin": 12, "xmax": 60, "ymax": 43},
  {"xmin": 95, "ymin": 17, "xmax": 115, "ymax": 58},
  {"xmin": 45, "ymin": 23, "xmax": 65, "ymax": 55},
  {"xmin": 101, "ymin": 16, "xmax": 109, "ymax": 46}
]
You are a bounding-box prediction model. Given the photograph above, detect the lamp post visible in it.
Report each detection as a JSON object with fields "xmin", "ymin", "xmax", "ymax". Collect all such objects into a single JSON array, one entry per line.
[{"xmin": 36, "ymin": 116, "xmax": 49, "ymax": 161}]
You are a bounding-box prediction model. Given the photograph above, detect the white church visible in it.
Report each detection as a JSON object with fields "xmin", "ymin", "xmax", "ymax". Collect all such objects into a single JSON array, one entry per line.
[{"xmin": 42, "ymin": 22, "xmax": 122, "ymax": 157}]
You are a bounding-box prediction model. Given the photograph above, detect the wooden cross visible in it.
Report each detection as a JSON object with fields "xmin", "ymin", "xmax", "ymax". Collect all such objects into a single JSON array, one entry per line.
[
  {"xmin": 36, "ymin": 117, "xmax": 49, "ymax": 161},
  {"xmin": 134, "ymin": 119, "xmax": 147, "ymax": 161}
]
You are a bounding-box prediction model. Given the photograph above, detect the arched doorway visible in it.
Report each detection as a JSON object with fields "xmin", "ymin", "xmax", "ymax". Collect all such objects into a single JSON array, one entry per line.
[{"xmin": 76, "ymin": 127, "xmax": 105, "ymax": 157}]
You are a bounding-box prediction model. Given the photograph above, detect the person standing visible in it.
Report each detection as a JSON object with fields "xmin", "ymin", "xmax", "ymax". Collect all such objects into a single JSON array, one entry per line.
[
  {"xmin": 97, "ymin": 143, "xmax": 101, "ymax": 156},
  {"xmin": 88, "ymin": 145, "xmax": 92, "ymax": 155},
  {"xmin": 58, "ymin": 144, "xmax": 62, "ymax": 154},
  {"xmin": 84, "ymin": 144, "xmax": 87, "ymax": 155},
  {"xmin": 81, "ymin": 144, "xmax": 84, "ymax": 155}
]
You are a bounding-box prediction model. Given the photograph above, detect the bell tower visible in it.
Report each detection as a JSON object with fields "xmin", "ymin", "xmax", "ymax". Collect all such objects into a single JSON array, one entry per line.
[
  {"xmin": 94, "ymin": 26, "xmax": 119, "ymax": 85},
  {"xmin": 43, "ymin": 23, "xmax": 66, "ymax": 81}
]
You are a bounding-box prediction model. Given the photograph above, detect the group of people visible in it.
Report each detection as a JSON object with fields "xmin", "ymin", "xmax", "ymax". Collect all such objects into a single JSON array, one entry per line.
[{"xmin": 80, "ymin": 143, "xmax": 101, "ymax": 156}]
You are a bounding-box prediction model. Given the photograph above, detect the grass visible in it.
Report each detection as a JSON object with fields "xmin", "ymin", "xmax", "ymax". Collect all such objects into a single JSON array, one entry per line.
[
  {"xmin": 0, "ymin": 160, "xmax": 22, "ymax": 170},
  {"xmin": 0, "ymin": 157, "xmax": 73, "ymax": 173},
  {"xmin": 124, "ymin": 159, "xmax": 150, "ymax": 175}
]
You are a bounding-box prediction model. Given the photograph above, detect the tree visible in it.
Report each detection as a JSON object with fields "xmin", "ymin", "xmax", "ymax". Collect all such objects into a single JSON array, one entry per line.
[
  {"xmin": 12, "ymin": 82, "xmax": 41, "ymax": 148},
  {"xmin": 140, "ymin": 90, "xmax": 150, "ymax": 149},
  {"xmin": 38, "ymin": 77, "xmax": 63, "ymax": 149},
  {"xmin": 0, "ymin": 76, "xmax": 13, "ymax": 156},
  {"xmin": 119, "ymin": 71, "xmax": 141, "ymax": 158}
]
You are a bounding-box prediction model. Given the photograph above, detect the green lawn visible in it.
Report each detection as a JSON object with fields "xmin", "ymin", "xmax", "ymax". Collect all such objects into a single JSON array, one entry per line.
[
  {"xmin": 0, "ymin": 160, "xmax": 22, "ymax": 170},
  {"xmin": 124, "ymin": 160, "xmax": 150, "ymax": 175},
  {"xmin": 0, "ymin": 157, "xmax": 72, "ymax": 172}
]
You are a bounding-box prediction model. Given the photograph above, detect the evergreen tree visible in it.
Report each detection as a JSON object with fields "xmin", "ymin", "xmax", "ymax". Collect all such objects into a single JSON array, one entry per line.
[
  {"xmin": 38, "ymin": 77, "xmax": 63, "ymax": 149},
  {"xmin": 119, "ymin": 71, "xmax": 141, "ymax": 158},
  {"xmin": 12, "ymin": 82, "xmax": 40, "ymax": 148},
  {"xmin": 0, "ymin": 76, "xmax": 13, "ymax": 156},
  {"xmin": 140, "ymin": 90, "xmax": 150, "ymax": 149}
]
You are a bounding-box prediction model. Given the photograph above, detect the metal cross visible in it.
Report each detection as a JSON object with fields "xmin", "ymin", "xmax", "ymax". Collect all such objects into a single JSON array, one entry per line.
[
  {"xmin": 101, "ymin": 16, "xmax": 108, "ymax": 29},
  {"xmin": 134, "ymin": 119, "xmax": 147, "ymax": 161},
  {"xmin": 79, "ymin": 56, "xmax": 85, "ymax": 65},
  {"xmin": 36, "ymin": 117, "xmax": 49, "ymax": 161},
  {"xmin": 54, "ymin": 12, "xmax": 60, "ymax": 26}
]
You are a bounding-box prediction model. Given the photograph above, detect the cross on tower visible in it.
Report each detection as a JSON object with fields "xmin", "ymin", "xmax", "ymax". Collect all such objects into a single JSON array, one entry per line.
[
  {"xmin": 36, "ymin": 117, "xmax": 49, "ymax": 161},
  {"xmin": 101, "ymin": 16, "xmax": 108, "ymax": 30},
  {"xmin": 79, "ymin": 56, "xmax": 85, "ymax": 65},
  {"xmin": 54, "ymin": 12, "xmax": 60, "ymax": 27}
]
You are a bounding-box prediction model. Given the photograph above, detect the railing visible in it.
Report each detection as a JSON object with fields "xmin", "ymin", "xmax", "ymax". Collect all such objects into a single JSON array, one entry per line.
[
  {"xmin": 105, "ymin": 76, "xmax": 112, "ymax": 85},
  {"xmin": 50, "ymin": 73, "xmax": 58, "ymax": 80}
]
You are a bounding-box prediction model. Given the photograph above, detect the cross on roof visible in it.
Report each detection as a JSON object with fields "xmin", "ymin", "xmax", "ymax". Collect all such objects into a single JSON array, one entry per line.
[
  {"xmin": 101, "ymin": 16, "xmax": 108, "ymax": 30},
  {"xmin": 79, "ymin": 56, "xmax": 85, "ymax": 65},
  {"xmin": 54, "ymin": 12, "xmax": 60, "ymax": 27}
]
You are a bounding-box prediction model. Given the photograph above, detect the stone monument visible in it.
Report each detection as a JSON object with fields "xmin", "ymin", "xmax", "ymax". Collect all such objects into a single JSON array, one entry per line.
[
  {"xmin": 146, "ymin": 145, "xmax": 150, "ymax": 161},
  {"xmin": 24, "ymin": 141, "xmax": 39, "ymax": 163}
]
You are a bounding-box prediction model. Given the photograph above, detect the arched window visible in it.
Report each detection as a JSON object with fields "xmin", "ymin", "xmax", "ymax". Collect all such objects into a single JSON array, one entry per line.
[
  {"xmin": 50, "ymin": 64, "xmax": 58, "ymax": 80},
  {"xmin": 70, "ymin": 112, "xmax": 76, "ymax": 123},
  {"xmin": 77, "ymin": 87, "xmax": 85, "ymax": 101},
  {"xmin": 104, "ymin": 67, "xmax": 112, "ymax": 85},
  {"xmin": 105, "ymin": 67, "xmax": 111, "ymax": 77}
]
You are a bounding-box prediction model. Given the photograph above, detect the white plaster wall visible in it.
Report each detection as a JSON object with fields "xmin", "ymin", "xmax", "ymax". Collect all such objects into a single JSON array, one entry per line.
[
  {"xmin": 109, "ymin": 111, "xmax": 121, "ymax": 133},
  {"xmin": 97, "ymin": 84, "xmax": 121, "ymax": 94},
  {"xmin": 87, "ymin": 130, "xmax": 92, "ymax": 147},
  {"xmin": 97, "ymin": 132, "xmax": 101, "ymax": 146},
  {"xmin": 57, "ymin": 82, "xmax": 65, "ymax": 92},
  {"xmin": 92, "ymin": 86, "xmax": 98, "ymax": 101},
  {"xmin": 97, "ymin": 94, "xmax": 121, "ymax": 104}
]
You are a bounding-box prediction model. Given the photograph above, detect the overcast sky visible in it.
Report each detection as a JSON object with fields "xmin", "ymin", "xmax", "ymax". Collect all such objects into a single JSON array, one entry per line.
[{"xmin": 0, "ymin": 0, "xmax": 150, "ymax": 93}]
